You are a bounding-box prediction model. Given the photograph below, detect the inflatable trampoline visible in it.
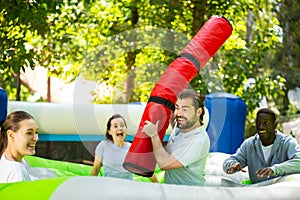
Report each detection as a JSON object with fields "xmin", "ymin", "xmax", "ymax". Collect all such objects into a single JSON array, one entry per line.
[{"xmin": 3, "ymin": 99, "xmax": 298, "ymax": 199}]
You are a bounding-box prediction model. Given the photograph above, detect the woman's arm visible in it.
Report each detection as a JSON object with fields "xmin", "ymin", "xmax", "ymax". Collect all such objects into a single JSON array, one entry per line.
[{"xmin": 90, "ymin": 156, "xmax": 102, "ymax": 176}]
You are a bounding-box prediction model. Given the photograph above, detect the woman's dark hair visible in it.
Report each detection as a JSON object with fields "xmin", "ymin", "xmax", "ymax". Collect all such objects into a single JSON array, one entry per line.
[
  {"xmin": 105, "ymin": 114, "xmax": 127, "ymax": 142},
  {"xmin": 177, "ymin": 89, "xmax": 206, "ymax": 126},
  {"xmin": 0, "ymin": 111, "xmax": 34, "ymax": 156}
]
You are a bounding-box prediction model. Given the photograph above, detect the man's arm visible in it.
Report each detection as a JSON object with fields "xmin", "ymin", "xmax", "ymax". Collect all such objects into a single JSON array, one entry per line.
[
  {"xmin": 150, "ymin": 134, "xmax": 184, "ymax": 170},
  {"xmin": 258, "ymin": 154, "xmax": 300, "ymax": 179},
  {"xmin": 224, "ymin": 161, "xmax": 246, "ymax": 174},
  {"xmin": 270, "ymin": 139, "xmax": 300, "ymax": 176},
  {"xmin": 223, "ymin": 140, "xmax": 249, "ymax": 174},
  {"xmin": 142, "ymin": 120, "xmax": 183, "ymax": 170}
]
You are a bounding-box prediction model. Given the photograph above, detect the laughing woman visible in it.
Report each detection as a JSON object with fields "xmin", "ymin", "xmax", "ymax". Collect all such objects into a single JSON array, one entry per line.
[
  {"xmin": 0, "ymin": 111, "xmax": 39, "ymax": 183},
  {"xmin": 91, "ymin": 114, "xmax": 133, "ymax": 180}
]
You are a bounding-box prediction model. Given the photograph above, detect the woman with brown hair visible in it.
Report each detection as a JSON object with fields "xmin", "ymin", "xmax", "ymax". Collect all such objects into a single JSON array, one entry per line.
[{"xmin": 0, "ymin": 111, "xmax": 39, "ymax": 183}]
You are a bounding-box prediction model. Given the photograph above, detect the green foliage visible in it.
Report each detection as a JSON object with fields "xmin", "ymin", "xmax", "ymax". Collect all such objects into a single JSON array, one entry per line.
[
  {"xmin": 201, "ymin": 0, "xmax": 289, "ymax": 137},
  {"xmin": 0, "ymin": 67, "xmax": 32, "ymax": 101},
  {"xmin": 1, "ymin": 0, "xmax": 299, "ymax": 138},
  {"xmin": 0, "ymin": 0, "xmax": 63, "ymax": 100}
]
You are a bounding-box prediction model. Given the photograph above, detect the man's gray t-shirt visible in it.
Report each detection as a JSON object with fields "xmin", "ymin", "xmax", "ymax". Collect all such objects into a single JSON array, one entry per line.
[{"xmin": 164, "ymin": 126, "xmax": 210, "ymax": 186}]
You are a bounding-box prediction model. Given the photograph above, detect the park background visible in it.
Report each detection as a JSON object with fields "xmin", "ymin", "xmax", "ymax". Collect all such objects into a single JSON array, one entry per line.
[{"xmin": 1, "ymin": 0, "xmax": 299, "ymax": 163}]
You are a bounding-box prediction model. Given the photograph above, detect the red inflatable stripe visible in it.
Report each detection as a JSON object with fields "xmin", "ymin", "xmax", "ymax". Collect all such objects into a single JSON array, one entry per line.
[{"xmin": 123, "ymin": 16, "xmax": 232, "ymax": 177}]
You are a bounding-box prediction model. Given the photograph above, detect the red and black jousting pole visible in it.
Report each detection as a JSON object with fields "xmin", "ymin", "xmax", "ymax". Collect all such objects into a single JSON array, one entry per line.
[{"xmin": 123, "ymin": 16, "xmax": 233, "ymax": 177}]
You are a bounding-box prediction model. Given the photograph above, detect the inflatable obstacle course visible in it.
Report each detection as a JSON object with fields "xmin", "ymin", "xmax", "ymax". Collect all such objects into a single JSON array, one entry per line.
[{"xmin": 1, "ymin": 153, "xmax": 300, "ymax": 200}]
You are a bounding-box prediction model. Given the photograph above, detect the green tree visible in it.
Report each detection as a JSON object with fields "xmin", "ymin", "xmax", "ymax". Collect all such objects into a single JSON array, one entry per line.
[
  {"xmin": 0, "ymin": 0, "xmax": 90, "ymax": 101},
  {"xmin": 1, "ymin": 0, "xmax": 298, "ymax": 139},
  {"xmin": 0, "ymin": 0, "xmax": 65, "ymax": 100},
  {"xmin": 272, "ymin": 0, "xmax": 300, "ymax": 115},
  {"xmin": 201, "ymin": 0, "xmax": 286, "ymax": 137}
]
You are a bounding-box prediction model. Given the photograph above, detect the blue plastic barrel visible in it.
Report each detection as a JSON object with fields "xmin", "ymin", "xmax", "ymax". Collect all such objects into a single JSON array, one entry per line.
[
  {"xmin": 205, "ymin": 92, "xmax": 247, "ymax": 154},
  {"xmin": 0, "ymin": 88, "xmax": 8, "ymax": 125}
]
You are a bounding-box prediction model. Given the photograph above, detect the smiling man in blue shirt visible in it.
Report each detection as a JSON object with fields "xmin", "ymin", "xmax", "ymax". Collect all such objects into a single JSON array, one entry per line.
[{"xmin": 223, "ymin": 108, "xmax": 300, "ymax": 184}]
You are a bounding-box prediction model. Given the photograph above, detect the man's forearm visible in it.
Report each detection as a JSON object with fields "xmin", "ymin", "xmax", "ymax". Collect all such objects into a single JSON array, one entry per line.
[{"xmin": 150, "ymin": 134, "xmax": 182, "ymax": 170}]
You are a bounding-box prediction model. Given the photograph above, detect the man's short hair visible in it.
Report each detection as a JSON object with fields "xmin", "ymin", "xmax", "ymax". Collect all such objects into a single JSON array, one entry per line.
[{"xmin": 257, "ymin": 108, "xmax": 276, "ymax": 122}]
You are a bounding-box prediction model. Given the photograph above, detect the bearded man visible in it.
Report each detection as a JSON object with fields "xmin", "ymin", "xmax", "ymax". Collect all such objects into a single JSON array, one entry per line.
[{"xmin": 142, "ymin": 89, "xmax": 210, "ymax": 186}]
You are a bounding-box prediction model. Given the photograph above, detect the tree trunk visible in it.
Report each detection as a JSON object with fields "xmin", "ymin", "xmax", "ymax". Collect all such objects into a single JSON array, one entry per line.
[
  {"xmin": 125, "ymin": 3, "xmax": 139, "ymax": 103},
  {"xmin": 191, "ymin": 0, "xmax": 206, "ymax": 36},
  {"xmin": 125, "ymin": 51, "xmax": 136, "ymax": 103},
  {"xmin": 246, "ymin": 9, "xmax": 254, "ymax": 48},
  {"xmin": 47, "ymin": 76, "xmax": 51, "ymax": 102},
  {"xmin": 16, "ymin": 73, "xmax": 21, "ymax": 101}
]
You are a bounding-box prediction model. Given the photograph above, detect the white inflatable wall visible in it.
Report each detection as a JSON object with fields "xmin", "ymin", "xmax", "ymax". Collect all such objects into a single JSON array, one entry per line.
[
  {"xmin": 8, "ymin": 101, "xmax": 153, "ymax": 136},
  {"xmin": 8, "ymin": 101, "xmax": 209, "ymax": 137},
  {"xmin": 50, "ymin": 175, "xmax": 300, "ymax": 200}
]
